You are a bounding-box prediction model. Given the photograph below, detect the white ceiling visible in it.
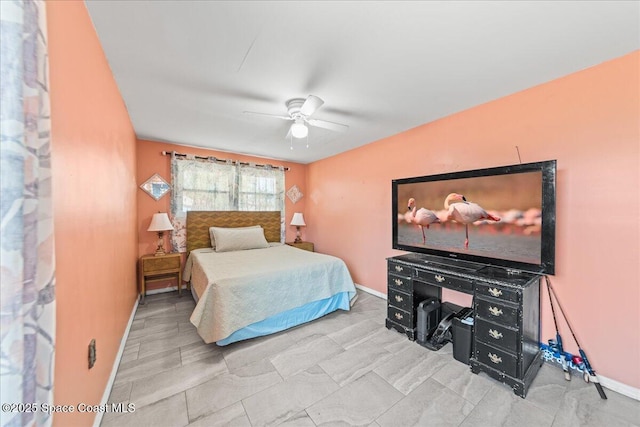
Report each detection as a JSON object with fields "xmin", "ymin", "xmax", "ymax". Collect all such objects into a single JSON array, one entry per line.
[{"xmin": 85, "ymin": 1, "xmax": 639, "ymax": 164}]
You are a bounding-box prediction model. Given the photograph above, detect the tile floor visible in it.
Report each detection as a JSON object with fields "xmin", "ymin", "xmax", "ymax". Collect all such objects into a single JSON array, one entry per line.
[{"xmin": 101, "ymin": 291, "xmax": 639, "ymax": 427}]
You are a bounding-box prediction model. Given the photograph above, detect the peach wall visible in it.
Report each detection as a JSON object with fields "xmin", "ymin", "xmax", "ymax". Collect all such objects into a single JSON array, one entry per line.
[
  {"xmin": 306, "ymin": 51, "xmax": 640, "ymax": 389},
  {"xmin": 136, "ymin": 139, "xmax": 307, "ymax": 289},
  {"xmin": 48, "ymin": 2, "xmax": 138, "ymax": 426}
]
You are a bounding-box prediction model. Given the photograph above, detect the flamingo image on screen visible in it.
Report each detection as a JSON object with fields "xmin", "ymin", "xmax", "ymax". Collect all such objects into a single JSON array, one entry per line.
[
  {"xmin": 406, "ymin": 198, "xmax": 440, "ymax": 243},
  {"xmin": 444, "ymin": 193, "xmax": 501, "ymax": 248}
]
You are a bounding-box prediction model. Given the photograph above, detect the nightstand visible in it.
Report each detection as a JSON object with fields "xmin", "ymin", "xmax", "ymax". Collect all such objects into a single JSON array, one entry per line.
[
  {"xmin": 138, "ymin": 253, "xmax": 182, "ymax": 303},
  {"xmin": 286, "ymin": 241, "xmax": 314, "ymax": 252}
]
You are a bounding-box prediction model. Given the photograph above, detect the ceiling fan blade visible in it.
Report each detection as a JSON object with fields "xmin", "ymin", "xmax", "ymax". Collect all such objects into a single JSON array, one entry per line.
[
  {"xmin": 300, "ymin": 95, "xmax": 324, "ymax": 116},
  {"xmin": 307, "ymin": 118, "xmax": 349, "ymax": 133},
  {"xmin": 243, "ymin": 111, "xmax": 292, "ymax": 121}
]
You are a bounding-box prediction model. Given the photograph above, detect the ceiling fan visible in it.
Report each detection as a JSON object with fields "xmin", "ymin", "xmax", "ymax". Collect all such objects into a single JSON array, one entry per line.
[{"xmin": 243, "ymin": 95, "xmax": 349, "ymax": 139}]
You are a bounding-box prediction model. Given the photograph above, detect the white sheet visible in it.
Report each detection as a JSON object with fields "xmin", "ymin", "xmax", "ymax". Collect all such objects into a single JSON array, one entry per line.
[{"xmin": 184, "ymin": 245, "xmax": 356, "ymax": 343}]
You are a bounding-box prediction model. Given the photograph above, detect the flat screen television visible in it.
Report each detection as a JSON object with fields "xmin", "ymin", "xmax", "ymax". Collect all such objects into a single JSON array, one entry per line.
[{"xmin": 392, "ymin": 160, "xmax": 556, "ymax": 275}]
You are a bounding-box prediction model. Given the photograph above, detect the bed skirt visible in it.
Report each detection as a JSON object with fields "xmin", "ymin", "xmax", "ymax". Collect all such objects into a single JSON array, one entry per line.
[{"xmin": 190, "ymin": 286, "xmax": 352, "ymax": 346}]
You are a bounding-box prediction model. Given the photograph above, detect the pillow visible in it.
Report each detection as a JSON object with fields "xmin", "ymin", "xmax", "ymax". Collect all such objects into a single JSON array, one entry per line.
[
  {"xmin": 209, "ymin": 225, "xmax": 260, "ymax": 249},
  {"xmin": 212, "ymin": 226, "xmax": 269, "ymax": 252}
]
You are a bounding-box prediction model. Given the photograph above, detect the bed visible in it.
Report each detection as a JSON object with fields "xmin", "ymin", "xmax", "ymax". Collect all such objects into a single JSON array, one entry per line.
[{"xmin": 183, "ymin": 211, "xmax": 357, "ymax": 345}]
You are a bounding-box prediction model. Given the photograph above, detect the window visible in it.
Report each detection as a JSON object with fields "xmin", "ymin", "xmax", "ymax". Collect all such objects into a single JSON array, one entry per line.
[
  {"xmin": 170, "ymin": 155, "xmax": 285, "ymax": 251},
  {"xmin": 238, "ymin": 164, "xmax": 280, "ymax": 211},
  {"xmin": 177, "ymin": 163, "xmax": 235, "ymax": 213}
]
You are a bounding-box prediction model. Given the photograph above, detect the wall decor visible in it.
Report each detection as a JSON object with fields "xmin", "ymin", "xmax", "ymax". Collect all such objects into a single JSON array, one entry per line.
[
  {"xmin": 286, "ymin": 185, "xmax": 303, "ymax": 203},
  {"xmin": 140, "ymin": 173, "xmax": 170, "ymax": 200}
]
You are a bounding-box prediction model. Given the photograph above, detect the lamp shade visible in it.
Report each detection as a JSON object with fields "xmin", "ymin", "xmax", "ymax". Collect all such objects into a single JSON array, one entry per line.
[
  {"xmin": 290, "ymin": 212, "xmax": 306, "ymax": 227},
  {"xmin": 147, "ymin": 213, "xmax": 174, "ymax": 231}
]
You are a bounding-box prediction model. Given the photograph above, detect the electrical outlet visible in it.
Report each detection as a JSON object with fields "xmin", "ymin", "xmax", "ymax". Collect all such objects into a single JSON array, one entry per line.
[{"xmin": 88, "ymin": 339, "xmax": 96, "ymax": 369}]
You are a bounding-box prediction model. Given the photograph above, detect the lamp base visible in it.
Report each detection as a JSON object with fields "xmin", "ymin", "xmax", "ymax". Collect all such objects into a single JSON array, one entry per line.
[
  {"xmin": 154, "ymin": 231, "xmax": 167, "ymax": 256},
  {"xmin": 294, "ymin": 227, "xmax": 302, "ymax": 243}
]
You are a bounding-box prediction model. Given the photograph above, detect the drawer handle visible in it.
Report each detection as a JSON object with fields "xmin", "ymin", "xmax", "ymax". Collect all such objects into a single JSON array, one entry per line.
[
  {"xmin": 488, "ymin": 306, "xmax": 503, "ymax": 317},
  {"xmin": 488, "ymin": 329, "xmax": 503, "ymax": 340},
  {"xmin": 394, "ymin": 278, "xmax": 403, "ymax": 287},
  {"xmin": 394, "ymin": 265, "xmax": 403, "ymax": 272},
  {"xmin": 488, "ymin": 287, "xmax": 503, "ymax": 297},
  {"xmin": 488, "ymin": 353, "xmax": 502, "ymax": 364},
  {"xmin": 394, "ymin": 295, "xmax": 404, "ymax": 303},
  {"xmin": 394, "ymin": 312, "xmax": 404, "ymax": 320},
  {"xmin": 434, "ymin": 275, "xmax": 445, "ymax": 283}
]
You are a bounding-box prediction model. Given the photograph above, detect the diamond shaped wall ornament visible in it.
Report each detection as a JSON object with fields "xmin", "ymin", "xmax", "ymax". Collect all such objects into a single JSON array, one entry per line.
[
  {"xmin": 140, "ymin": 173, "xmax": 170, "ymax": 200},
  {"xmin": 286, "ymin": 185, "xmax": 303, "ymax": 204}
]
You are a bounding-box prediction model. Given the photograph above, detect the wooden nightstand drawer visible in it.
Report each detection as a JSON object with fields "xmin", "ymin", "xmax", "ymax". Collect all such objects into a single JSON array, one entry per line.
[
  {"xmin": 139, "ymin": 253, "xmax": 182, "ymax": 303},
  {"xmin": 286, "ymin": 241, "xmax": 314, "ymax": 252},
  {"xmin": 142, "ymin": 255, "xmax": 181, "ymax": 272}
]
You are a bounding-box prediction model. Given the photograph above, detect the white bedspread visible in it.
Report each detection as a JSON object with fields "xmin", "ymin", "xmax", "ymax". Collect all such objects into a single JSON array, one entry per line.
[{"xmin": 184, "ymin": 244, "xmax": 356, "ymax": 343}]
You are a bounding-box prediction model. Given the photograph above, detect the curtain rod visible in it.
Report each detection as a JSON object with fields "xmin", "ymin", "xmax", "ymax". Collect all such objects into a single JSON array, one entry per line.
[{"xmin": 161, "ymin": 151, "xmax": 290, "ymax": 171}]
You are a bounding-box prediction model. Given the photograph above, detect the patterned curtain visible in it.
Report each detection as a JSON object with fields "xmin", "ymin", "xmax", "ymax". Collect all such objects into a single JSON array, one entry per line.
[
  {"xmin": 170, "ymin": 155, "xmax": 285, "ymax": 251},
  {"xmin": 0, "ymin": 1, "xmax": 56, "ymax": 427}
]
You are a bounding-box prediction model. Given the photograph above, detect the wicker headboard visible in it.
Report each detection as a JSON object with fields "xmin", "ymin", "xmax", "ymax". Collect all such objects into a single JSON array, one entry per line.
[{"xmin": 186, "ymin": 211, "xmax": 281, "ymax": 255}]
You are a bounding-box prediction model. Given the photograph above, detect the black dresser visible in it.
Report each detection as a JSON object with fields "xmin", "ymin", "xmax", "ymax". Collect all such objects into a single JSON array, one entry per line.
[{"xmin": 386, "ymin": 253, "xmax": 544, "ymax": 398}]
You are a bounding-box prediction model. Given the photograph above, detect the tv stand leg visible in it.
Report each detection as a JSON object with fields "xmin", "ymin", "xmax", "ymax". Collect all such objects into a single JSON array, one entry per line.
[{"xmin": 512, "ymin": 383, "xmax": 525, "ymax": 398}]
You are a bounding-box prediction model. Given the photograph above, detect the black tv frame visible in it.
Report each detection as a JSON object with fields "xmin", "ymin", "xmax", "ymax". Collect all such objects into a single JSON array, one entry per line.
[{"xmin": 392, "ymin": 160, "xmax": 557, "ymax": 275}]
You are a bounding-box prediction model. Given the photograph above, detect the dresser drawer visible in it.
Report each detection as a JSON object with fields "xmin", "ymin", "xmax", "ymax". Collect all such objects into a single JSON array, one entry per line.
[
  {"xmin": 475, "ymin": 318, "xmax": 519, "ymax": 352},
  {"xmin": 415, "ymin": 269, "xmax": 473, "ymax": 293},
  {"xmin": 475, "ymin": 341, "xmax": 518, "ymax": 378},
  {"xmin": 475, "ymin": 282, "xmax": 519, "ymax": 303},
  {"xmin": 388, "ymin": 261, "xmax": 411, "ymax": 277},
  {"xmin": 387, "ymin": 305, "xmax": 412, "ymax": 328},
  {"xmin": 388, "ymin": 288, "xmax": 412, "ymax": 313},
  {"xmin": 387, "ymin": 274, "xmax": 412, "ymax": 293},
  {"xmin": 142, "ymin": 255, "xmax": 180, "ymax": 272},
  {"xmin": 475, "ymin": 297, "xmax": 519, "ymax": 326}
]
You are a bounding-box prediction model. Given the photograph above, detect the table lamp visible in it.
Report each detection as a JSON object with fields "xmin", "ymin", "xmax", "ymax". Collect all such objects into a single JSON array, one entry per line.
[
  {"xmin": 290, "ymin": 212, "xmax": 306, "ymax": 243},
  {"xmin": 148, "ymin": 212, "xmax": 174, "ymax": 256}
]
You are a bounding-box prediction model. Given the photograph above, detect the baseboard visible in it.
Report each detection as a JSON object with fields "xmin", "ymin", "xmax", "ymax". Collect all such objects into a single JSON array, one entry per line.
[
  {"xmin": 145, "ymin": 285, "xmax": 181, "ymax": 296},
  {"xmin": 541, "ymin": 345, "xmax": 639, "ymax": 401},
  {"xmin": 543, "ymin": 359, "xmax": 639, "ymax": 401},
  {"xmin": 93, "ymin": 298, "xmax": 139, "ymax": 427},
  {"xmin": 355, "ymin": 283, "xmax": 387, "ymax": 300},
  {"xmin": 599, "ymin": 374, "xmax": 640, "ymax": 401}
]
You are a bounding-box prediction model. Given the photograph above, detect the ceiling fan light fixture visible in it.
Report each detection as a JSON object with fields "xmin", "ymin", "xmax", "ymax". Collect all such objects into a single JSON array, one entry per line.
[{"xmin": 291, "ymin": 121, "xmax": 308, "ymax": 139}]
